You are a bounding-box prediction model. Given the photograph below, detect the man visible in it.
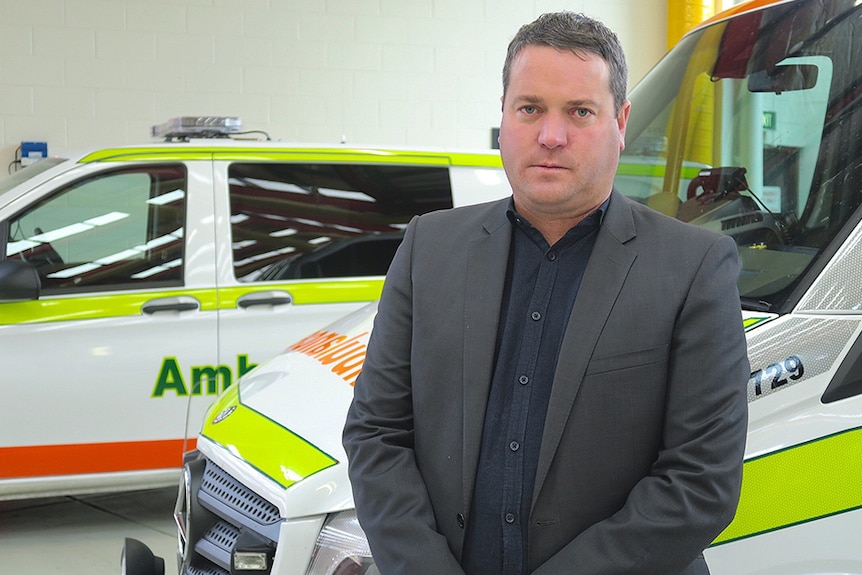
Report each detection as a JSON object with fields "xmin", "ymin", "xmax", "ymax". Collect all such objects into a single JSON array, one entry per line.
[{"xmin": 343, "ymin": 11, "xmax": 749, "ymax": 575}]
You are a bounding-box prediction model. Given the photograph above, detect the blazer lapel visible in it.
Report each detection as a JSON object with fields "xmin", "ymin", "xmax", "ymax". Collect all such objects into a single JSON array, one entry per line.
[
  {"xmin": 532, "ymin": 191, "xmax": 638, "ymax": 508},
  {"xmin": 462, "ymin": 200, "xmax": 512, "ymax": 510}
]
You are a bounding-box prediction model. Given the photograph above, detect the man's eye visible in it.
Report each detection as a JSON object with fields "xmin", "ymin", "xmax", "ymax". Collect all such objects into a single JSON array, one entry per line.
[
  {"xmin": 575, "ymin": 109, "xmax": 592, "ymax": 118},
  {"xmin": 522, "ymin": 106, "xmax": 537, "ymax": 115}
]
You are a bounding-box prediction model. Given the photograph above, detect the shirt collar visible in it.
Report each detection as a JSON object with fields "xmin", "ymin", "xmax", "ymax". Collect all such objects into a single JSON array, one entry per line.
[{"xmin": 505, "ymin": 194, "xmax": 610, "ymax": 236}]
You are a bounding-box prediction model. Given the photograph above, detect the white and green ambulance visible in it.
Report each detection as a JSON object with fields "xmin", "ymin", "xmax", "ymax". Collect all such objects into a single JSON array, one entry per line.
[{"xmin": 0, "ymin": 125, "xmax": 512, "ymax": 500}]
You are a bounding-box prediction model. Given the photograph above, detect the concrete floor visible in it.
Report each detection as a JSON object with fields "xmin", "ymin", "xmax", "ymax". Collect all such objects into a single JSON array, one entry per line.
[{"xmin": 0, "ymin": 487, "xmax": 178, "ymax": 575}]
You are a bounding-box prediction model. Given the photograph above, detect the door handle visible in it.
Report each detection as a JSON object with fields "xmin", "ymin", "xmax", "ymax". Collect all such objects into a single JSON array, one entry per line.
[
  {"xmin": 141, "ymin": 296, "xmax": 201, "ymax": 315},
  {"xmin": 237, "ymin": 290, "xmax": 293, "ymax": 309}
]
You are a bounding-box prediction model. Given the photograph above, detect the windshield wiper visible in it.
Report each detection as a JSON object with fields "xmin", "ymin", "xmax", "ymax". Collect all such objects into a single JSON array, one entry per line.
[{"xmin": 741, "ymin": 297, "xmax": 772, "ymax": 312}]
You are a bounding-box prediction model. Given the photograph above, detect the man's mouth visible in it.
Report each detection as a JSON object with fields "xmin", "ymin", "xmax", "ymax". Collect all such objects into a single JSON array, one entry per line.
[{"xmin": 532, "ymin": 163, "xmax": 567, "ymax": 170}]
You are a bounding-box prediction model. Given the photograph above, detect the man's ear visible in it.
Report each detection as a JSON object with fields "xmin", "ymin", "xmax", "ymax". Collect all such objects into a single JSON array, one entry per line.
[{"xmin": 617, "ymin": 100, "xmax": 631, "ymax": 151}]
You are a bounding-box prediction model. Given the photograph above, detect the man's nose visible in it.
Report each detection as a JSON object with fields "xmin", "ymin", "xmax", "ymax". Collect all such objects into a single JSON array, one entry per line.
[{"xmin": 538, "ymin": 114, "xmax": 568, "ymax": 148}]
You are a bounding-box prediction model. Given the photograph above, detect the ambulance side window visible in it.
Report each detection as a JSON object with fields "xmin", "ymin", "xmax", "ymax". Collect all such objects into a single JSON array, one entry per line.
[
  {"xmin": 4, "ymin": 165, "xmax": 187, "ymax": 293},
  {"xmin": 228, "ymin": 163, "xmax": 453, "ymax": 282},
  {"xmin": 823, "ymin": 333, "xmax": 862, "ymax": 404}
]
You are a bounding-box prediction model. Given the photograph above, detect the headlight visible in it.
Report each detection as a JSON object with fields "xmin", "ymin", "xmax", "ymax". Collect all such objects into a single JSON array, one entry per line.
[
  {"xmin": 174, "ymin": 462, "xmax": 193, "ymax": 563},
  {"xmin": 305, "ymin": 510, "xmax": 379, "ymax": 575}
]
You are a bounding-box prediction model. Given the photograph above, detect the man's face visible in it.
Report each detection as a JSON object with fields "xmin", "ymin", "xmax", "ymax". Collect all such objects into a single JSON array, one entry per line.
[{"xmin": 499, "ymin": 45, "xmax": 630, "ymax": 222}]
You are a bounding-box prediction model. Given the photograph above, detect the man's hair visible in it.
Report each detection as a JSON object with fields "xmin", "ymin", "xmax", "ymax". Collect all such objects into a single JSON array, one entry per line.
[{"xmin": 502, "ymin": 12, "xmax": 629, "ymax": 113}]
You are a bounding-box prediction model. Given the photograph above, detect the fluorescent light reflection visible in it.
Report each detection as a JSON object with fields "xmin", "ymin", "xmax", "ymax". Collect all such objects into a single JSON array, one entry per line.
[
  {"xmin": 131, "ymin": 258, "xmax": 182, "ymax": 279},
  {"xmin": 147, "ymin": 189, "xmax": 185, "ymax": 206},
  {"xmin": 234, "ymin": 246, "xmax": 296, "ymax": 267},
  {"xmin": 46, "ymin": 228, "xmax": 184, "ymax": 280},
  {"xmin": 7, "ymin": 212, "xmax": 130, "ymax": 258}
]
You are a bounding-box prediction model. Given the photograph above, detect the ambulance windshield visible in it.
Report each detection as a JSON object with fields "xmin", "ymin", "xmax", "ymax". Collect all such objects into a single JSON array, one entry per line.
[{"xmin": 617, "ymin": 0, "xmax": 862, "ymax": 312}]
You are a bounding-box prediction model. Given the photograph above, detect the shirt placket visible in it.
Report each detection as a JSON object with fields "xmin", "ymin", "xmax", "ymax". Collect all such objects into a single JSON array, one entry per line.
[{"xmin": 500, "ymin": 246, "xmax": 558, "ymax": 575}]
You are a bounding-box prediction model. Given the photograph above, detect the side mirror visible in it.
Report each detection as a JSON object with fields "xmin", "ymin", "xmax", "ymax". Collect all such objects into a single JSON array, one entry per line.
[{"xmin": 0, "ymin": 259, "xmax": 41, "ymax": 301}]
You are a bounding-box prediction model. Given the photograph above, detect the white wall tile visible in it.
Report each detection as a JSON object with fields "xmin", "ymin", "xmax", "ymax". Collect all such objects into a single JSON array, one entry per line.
[
  {"xmin": 215, "ymin": 0, "xmax": 268, "ymax": 10},
  {"xmin": 380, "ymin": 98, "xmax": 432, "ymax": 129},
  {"xmin": 64, "ymin": 57, "xmax": 125, "ymax": 89},
  {"xmin": 271, "ymin": 94, "xmax": 329, "ymax": 128},
  {"xmin": 184, "ymin": 63, "xmax": 244, "ymax": 94},
  {"xmin": 297, "ymin": 68, "xmax": 353, "ymax": 98},
  {"xmin": 405, "ymin": 72, "xmax": 458, "ymax": 104},
  {"xmin": 0, "ymin": 25, "xmax": 33, "ymax": 58},
  {"xmin": 271, "ymin": 0, "xmax": 325, "ymax": 13},
  {"xmin": 97, "ymin": 30, "xmax": 156, "ymax": 62},
  {"xmin": 381, "ymin": 0, "xmax": 432, "ymax": 19},
  {"xmin": 0, "ymin": 0, "xmax": 64, "ymax": 27},
  {"xmin": 243, "ymin": 65, "xmax": 301, "ymax": 96},
  {"xmin": 33, "ymin": 27, "xmax": 95, "ymax": 58},
  {"xmin": 94, "ymin": 89, "xmax": 155, "ymax": 119},
  {"xmin": 242, "ymin": 7, "xmax": 300, "ymax": 39},
  {"xmin": 2, "ymin": 86, "xmax": 34, "ymax": 115},
  {"xmin": 215, "ymin": 36, "xmax": 271, "ymax": 66},
  {"xmin": 156, "ymin": 33, "xmax": 214, "ymax": 64},
  {"xmin": 405, "ymin": 17, "xmax": 473, "ymax": 48},
  {"xmin": 3, "ymin": 56, "xmax": 65, "ymax": 88},
  {"xmin": 271, "ymin": 38, "xmax": 329, "ymax": 70},
  {"xmin": 353, "ymin": 70, "xmax": 409, "ymax": 101},
  {"xmin": 382, "ymin": 43, "xmax": 433, "ymax": 73},
  {"xmin": 296, "ymin": 13, "xmax": 354, "ymax": 42},
  {"xmin": 328, "ymin": 42, "xmax": 381, "ymax": 71},
  {"xmin": 64, "ymin": 0, "xmax": 124, "ymax": 30},
  {"xmin": 126, "ymin": 62, "xmax": 185, "ymax": 93},
  {"xmin": 126, "ymin": 3, "xmax": 186, "ymax": 34},
  {"xmin": 33, "ymin": 86, "xmax": 95, "ymax": 118},
  {"xmin": 432, "ymin": 0, "xmax": 483, "ymax": 21},
  {"xmin": 354, "ymin": 15, "xmax": 410, "ymax": 45},
  {"xmin": 326, "ymin": 0, "xmax": 381, "ymax": 17},
  {"xmin": 187, "ymin": 5, "xmax": 244, "ymax": 36}
]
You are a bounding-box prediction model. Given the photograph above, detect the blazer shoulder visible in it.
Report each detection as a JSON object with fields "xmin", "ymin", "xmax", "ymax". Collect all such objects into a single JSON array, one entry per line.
[{"xmin": 413, "ymin": 197, "xmax": 510, "ymax": 237}]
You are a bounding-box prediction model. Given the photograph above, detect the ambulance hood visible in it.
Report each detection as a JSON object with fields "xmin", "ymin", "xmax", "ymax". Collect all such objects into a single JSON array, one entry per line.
[{"xmin": 199, "ymin": 302, "xmax": 377, "ymax": 497}]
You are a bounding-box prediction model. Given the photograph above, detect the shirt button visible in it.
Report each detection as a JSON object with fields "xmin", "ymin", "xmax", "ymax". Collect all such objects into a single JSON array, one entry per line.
[
  {"xmin": 547, "ymin": 251, "xmax": 557, "ymax": 261},
  {"xmin": 509, "ymin": 441, "xmax": 520, "ymax": 451},
  {"xmin": 518, "ymin": 375, "xmax": 529, "ymax": 385},
  {"xmin": 505, "ymin": 513, "xmax": 516, "ymax": 524},
  {"xmin": 531, "ymin": 311, "xmax": 541, "ymax": 321}
]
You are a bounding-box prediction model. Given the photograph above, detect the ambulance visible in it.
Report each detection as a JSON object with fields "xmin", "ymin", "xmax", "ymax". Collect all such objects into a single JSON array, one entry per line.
[
  {"xmin": 0, "ymin": 126, "xmax": 513, "ymax": 500},
  {"xmin": 120, "ymin": 0, "xmax": 862, "ymax": 573}
]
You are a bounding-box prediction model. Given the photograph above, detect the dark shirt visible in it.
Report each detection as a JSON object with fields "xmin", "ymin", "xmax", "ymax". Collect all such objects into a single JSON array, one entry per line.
[{"xmin": 461, "ymin": 198, "xmax": 606, "ymax": 575}]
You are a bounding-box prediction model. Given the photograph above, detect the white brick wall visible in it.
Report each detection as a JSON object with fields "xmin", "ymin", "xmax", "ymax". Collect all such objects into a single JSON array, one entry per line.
[{"xmin": 0, "ymin": 0, "xmax": 667, "ymax": 173}]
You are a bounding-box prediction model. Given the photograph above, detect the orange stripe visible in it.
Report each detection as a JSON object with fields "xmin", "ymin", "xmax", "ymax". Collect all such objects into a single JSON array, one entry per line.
[
  {"xmin": 0, "ymin": 438, "xmax": 198, "ymax": 478},
  {"xmin": 699, "ymin": 0, "xmax": 784, "ymax": 28}
]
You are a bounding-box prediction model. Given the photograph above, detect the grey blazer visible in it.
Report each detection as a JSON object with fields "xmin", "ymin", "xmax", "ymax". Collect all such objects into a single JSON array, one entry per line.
[{"xmin": 343, "ymin": 191, "xmax": 750, "ymax": 575}]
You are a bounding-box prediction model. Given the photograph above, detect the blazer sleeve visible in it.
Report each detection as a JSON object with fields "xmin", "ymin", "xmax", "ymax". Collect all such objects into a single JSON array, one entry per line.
[
  {"xmin": 342, "ymin": 216, "xmax": 467, "ymax": 575},
  {"xmin": 533, "ymin": 234, "xmax": 750, "ymax": 575}
]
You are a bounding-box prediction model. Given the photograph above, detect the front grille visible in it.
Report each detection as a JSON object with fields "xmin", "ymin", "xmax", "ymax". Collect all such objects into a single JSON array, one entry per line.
[
  {"xmin": 186, "ymin": 565, "xmax": 227, "ymax": 575},
  {"xmin": 200, "ymin": 460, "xmax": 282, "ymax": 527},
  {"xmin": 180, "ymin": 457, "xmax": 281, "ymax": 575}
]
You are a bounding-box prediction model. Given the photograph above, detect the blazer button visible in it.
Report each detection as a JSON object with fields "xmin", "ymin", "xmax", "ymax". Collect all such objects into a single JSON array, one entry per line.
[{"xmin": 457, "ymin": 513, "xmax": 465, "ymax": 528}]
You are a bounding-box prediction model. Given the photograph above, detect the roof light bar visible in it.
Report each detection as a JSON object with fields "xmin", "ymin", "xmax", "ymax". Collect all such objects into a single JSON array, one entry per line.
[{"xmin": 151, "ymin": 116, "xmax": 242, "ymax": 140}]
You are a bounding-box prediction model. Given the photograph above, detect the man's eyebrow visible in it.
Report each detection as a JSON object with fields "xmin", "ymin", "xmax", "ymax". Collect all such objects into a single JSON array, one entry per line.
[
  {"xmin": 567, "ymin": 99, "xmax": 600, "ymax": 108},
  {"xmin": 513, "ymin": 95, "xmax": 543, "ymax": 104},
  {"xmin": 512, "ymin": 95, "xmax": 601, "ymax": 108}
]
